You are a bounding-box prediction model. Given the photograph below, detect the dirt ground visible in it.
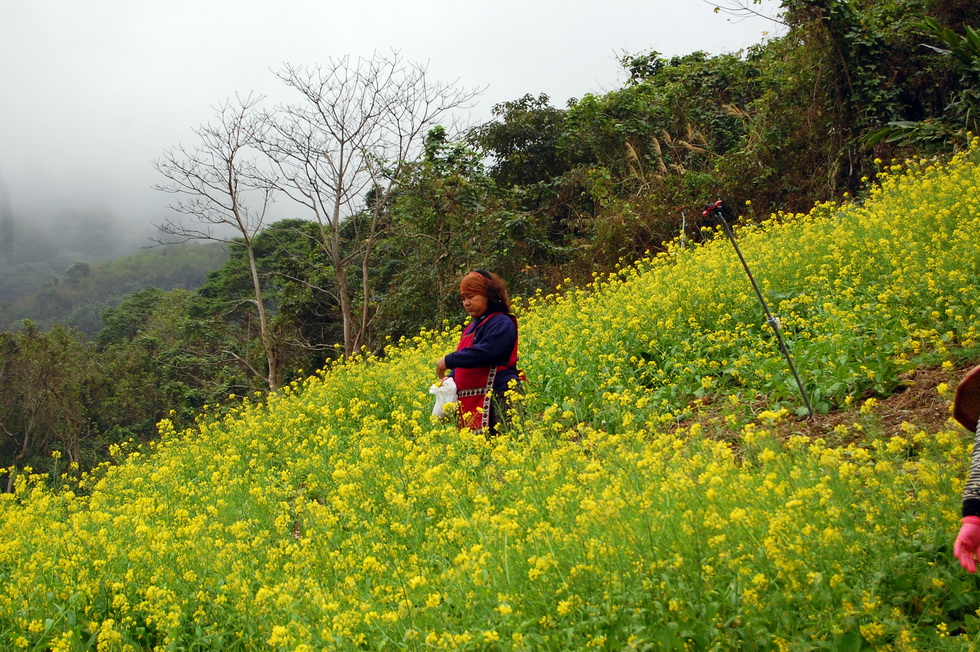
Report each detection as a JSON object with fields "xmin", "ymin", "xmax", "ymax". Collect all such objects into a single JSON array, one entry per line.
[
  {"xmin": 679, "ymin": 362, "xmax": 980, "ymax": 443},
  {"xmin": 789, "ymin": 364, "xmax": 975, "ymax": 440}
]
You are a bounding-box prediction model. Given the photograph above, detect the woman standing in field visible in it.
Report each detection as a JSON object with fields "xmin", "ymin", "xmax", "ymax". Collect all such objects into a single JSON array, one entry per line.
[{"xmin": 436, "ymin": 270, "xmax": 523, "ymax": 434}]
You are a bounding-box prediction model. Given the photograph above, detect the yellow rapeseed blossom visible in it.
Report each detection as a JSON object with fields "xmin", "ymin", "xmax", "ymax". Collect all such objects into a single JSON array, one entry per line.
[{"xmin": 4, "ymin": 140, "xmax": 980, "ymax": 650}]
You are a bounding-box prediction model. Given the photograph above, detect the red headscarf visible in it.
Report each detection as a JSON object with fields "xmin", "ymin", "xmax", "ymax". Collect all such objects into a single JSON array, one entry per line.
[{"xmin": 460, "ymin": 271, "xmax": 489, "ymax": 296}]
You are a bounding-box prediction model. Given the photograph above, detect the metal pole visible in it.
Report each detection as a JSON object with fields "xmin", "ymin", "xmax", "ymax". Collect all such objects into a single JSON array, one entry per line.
[{"xmin": 703, "ymin": 200, "xmax": 814, "ymax": 417}]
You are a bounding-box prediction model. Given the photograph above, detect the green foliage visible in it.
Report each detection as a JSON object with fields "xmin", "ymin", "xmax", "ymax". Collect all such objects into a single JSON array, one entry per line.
[
  {"xmin": 0, "ymin": 322, "xmax": 100, "ymax": 484},
  {"xmin": 457, "ymin": 4, "xmax": 980, "ymax": 262},
  {"xmin": 95, "ymin": 289, "xmax": 254, "ymax": 440},
  {"xmin": 761, "ymin": 1, "xmax": 980, "ymax": 196},
  {"xmin": 863, "ymin": 13, "xmax": 980, "ymax": 148},
  {"xmin": 96, "ymin": 286, "xmax": 168, "ymax": 347},
  {"xmin": 376, "ymin": 128, "xmax": 556, "ymax": 341},
  {"xmin": 0, "ymin": 262, "xmax": 59, "ymax": 307},
  {"xmin": 0, "ymin": 288, "xmax": 262, "ymax": 482},
  {"xmin": 466, "ymin": 94, "xmax": 587, "ymax": 263},
  {"xmin": 194, "ymin": 219, "xmax": 341, "ymax": 383},
  {"xmin": 470, "ymin": 94, "xmax": 570, "ymax": 191}
]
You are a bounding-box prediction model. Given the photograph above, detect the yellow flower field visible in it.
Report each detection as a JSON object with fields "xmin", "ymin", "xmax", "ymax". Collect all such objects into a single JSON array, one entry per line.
[{"xmin": 3, "ymin": 142, "xmax": 980, "ymax": 649}]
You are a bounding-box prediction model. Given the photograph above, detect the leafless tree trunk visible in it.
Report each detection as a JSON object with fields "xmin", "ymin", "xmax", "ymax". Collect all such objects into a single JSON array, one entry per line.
[
  {"xmin": 153, "ymin": 94, "xmax": 282, "ymax": 388},
  {"xmin": 260, "ymin": 51, "xmax": 480, "ymax": 357}
]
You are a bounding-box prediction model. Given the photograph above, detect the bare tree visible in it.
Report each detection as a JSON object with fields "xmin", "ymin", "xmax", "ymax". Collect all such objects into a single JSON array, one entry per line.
[
  {"xmin": 704, "ymin": 0, "xmax": 787, "ymax": 28},
  {"xmin": 153, "ymin": 94, "xmax": 282, "ymax": 388},
  {"xmin": 260, "ymin": 51, "xmax": 480, "ymax": 357}
]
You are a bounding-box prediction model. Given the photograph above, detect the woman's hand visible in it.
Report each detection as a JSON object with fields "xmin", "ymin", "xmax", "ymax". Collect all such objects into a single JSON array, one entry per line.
[
  {"xmin": 436, "ymin": 357, "xmax": 449, "ymax": 379},
  {"xmin": 955, "ymin": 516, "xmax": 980, "ymax": 572}
]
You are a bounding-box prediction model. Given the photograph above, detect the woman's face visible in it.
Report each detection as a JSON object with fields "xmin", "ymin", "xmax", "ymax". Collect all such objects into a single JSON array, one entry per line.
[{"xmin": 461, "ymin": 292, "xmax": 489, "ymax": 318}]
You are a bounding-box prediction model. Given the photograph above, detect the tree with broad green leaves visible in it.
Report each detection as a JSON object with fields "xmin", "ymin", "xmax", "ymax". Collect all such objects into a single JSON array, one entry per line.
[
  {"xmin": 0, "ymin": 322, "xmax": 97, "ymax": 491},
  {"xmin": 192, "ymin": 218, "xmax": 342, "ymax": 377}
]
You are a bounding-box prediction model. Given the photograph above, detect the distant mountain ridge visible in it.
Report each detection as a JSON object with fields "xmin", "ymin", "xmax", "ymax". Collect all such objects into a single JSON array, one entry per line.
[{"xmin": 0, "ymin": 241, "xmax": 228, "ymax": 333}]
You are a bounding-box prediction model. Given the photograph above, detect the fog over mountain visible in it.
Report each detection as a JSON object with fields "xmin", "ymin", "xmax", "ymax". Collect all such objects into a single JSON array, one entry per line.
[{"xmin": 0, "ymin": 0, "xmax": 783, "ymax": 267}]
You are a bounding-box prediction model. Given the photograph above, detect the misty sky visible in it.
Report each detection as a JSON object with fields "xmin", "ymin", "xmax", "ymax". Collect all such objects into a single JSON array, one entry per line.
[{"xmin": 0, "ymin": 0, "xmax": 783, "ymax": 238}]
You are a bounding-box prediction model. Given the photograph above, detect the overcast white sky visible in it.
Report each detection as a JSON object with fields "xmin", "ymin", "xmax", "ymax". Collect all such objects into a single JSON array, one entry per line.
[{"xmin": 0, "ymin": 0, "xmax": 783, "ymax": 237}]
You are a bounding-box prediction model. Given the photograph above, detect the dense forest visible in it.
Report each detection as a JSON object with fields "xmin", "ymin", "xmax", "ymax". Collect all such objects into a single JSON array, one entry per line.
[{"xmin": 2, "ymin": 0, "xmax": 979, "ymax": 485}]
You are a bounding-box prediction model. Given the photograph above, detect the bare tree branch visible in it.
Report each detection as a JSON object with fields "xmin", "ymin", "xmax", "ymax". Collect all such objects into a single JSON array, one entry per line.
[
  {"xmin": 152, "ymin": 94, "xmax": 283, "ymax": 388},
  {"xmin": 258, "ymin": 50, "xmax": 482, "ymax": 356},
  {"xmin": 704, "ymin": 0, "xmax": 788, "ymax": 28}
]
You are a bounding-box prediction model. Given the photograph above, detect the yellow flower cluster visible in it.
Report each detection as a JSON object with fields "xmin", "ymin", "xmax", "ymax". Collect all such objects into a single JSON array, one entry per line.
[{"xmin": 3, "ymin": 141, "xmax": 980, "ymax": 648}]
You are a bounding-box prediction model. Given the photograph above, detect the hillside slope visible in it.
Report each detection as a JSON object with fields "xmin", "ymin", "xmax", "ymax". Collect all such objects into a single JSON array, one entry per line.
[{"xmin": 3, "ymin": 144, "xmax": 980, "ymax": 649}]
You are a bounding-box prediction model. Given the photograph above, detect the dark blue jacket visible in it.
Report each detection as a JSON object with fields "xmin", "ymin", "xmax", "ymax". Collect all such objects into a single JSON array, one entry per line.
[{"xmin": 446, "ymin": 312, "xmax": 520, "ymax": 394}]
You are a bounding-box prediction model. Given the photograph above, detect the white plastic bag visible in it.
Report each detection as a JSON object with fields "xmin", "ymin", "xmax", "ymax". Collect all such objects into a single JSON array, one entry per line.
[{"xmin": 429, "ymin": 377, "xmax": 457, "ymax": 418}]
